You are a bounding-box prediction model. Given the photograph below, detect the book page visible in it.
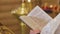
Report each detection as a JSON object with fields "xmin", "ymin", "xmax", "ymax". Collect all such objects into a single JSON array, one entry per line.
[
  {"xmin": 20, "ymin": 16, "xmax": 51, "ymax": 30},
  {"xmin": 20, "ymin": 6, "xmax": 52, "ymax": 30},
  {"xmin": 20, "ymin": 16, "xmax": 41, "ymax": 30},
  {"xmin": 28, "ymin": 6, "xmax": 52, "ymax": 23},
  {"xmin": 54, "ymin": 13, "xmax": 60, "ymax": 34},
  {"xmin": 28, "ymin": 6, "xmax": 41, "ymax": 16},
  {"xmin": 55, "ymin": 25, "xmax": 60, "ymax": 34},
  {"xmin": 41, "ymin": 13, "xmax": 60, "ymax": 34}
]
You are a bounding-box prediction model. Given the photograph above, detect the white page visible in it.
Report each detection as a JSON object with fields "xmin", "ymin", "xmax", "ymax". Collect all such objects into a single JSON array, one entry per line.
[
  {"xmin": 41, "ymin": 13, "xmax": 60, "ymax": 34},
  {"xmin": 54, "ymin": 25, "xmax": 60, "ymax": 34},
  {"xmin": 54, "ymin": 13, "xmax": 60, "ymax": 34},
  {"xmin": 20, "ymin": 16, "xmax": 51, "ymax": 30},
  {"xmin": 20, "ymin": 6, "xmax": 52, "ymax": 30},
  {"xmin": 27, "ymin": 6, "xmax": 52, "ymax": 30},
  {"xmin": 55, "ymin": 25, "xmax": 60, "ymax": 34},
  {"xmin": 28, "ymin": 6, "xmax": 52, "ymax": 23},
  {"xmin": 20, "ymin": 16, "xmax": 41, "ymax": 30},
  {"xmin": 28, "ymin": 6, "xmax": 41, "ymax": 16}
]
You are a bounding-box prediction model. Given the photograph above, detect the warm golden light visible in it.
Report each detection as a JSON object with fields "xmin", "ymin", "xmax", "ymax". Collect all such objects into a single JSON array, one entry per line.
[
  {"xmin": 11, "ymin": 10, "xmax": 17, "ymax": 14},
  {"xmin": 20, "ymin": 8, "xmax": 25, "ymax": 14},
  {"xmin": 50, "ymin": 5, "xmax": 53, "ymax": 8},
  {"xmin": 28, "ymin": 0, "xmax": 31, "ymax": 2},
  {"xmin": 22, "ymin": 3, "xmax": 25, "ymax": 7},
  {"xmin": 11, "ymin": 2, "xmax": 28, "ymax": 15},
  {"xmin": 21, "ymin": 22, "xmax": 25, "ymax": 26}
]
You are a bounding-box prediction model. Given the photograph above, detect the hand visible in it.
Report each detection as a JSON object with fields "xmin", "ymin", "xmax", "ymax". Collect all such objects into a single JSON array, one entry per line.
[{"xmin": 30, "ymin": 29, "xmax": 40, "ymax": 34}]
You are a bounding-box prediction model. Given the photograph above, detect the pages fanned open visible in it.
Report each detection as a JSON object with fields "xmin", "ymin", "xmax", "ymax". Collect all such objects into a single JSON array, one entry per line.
[
  {"xmin": 20, "ymin": 6, "xmax": 52, "ymax": 30},
  {"xmin": 20, "ymin": 6, "xmax": 60, "ymax": 34},
  {"xmin": 41, "ymin": 13, "xmax": 60, "ymax": 34}
]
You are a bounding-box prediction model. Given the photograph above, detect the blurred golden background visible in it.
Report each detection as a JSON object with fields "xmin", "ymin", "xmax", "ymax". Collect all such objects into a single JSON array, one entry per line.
[{"xmin": 0, "ymin": 0, "xmax": 59, "ymax": 34}]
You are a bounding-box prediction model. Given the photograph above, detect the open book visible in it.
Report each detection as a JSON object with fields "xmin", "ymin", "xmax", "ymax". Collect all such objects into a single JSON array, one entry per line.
[
  {"xmin": 20, "ymin": 6, "xmax": 60, "ymax": 34},
  {"xmin": 20, "ymin": 6, "xmax": 52, "ymax": 30},
  {"xmin": 41, "ymin": 13, "xmax": 60, "ymax": 34},
  {"xmin": 28, "ymin": 6, "xmax": 52, "ymax": 22}
]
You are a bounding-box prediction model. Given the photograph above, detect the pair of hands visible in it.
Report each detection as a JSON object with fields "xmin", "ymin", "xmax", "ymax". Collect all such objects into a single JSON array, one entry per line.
[{"xmin": 30, "ymin": 29, "xmax": 40, "ymax": 34}]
